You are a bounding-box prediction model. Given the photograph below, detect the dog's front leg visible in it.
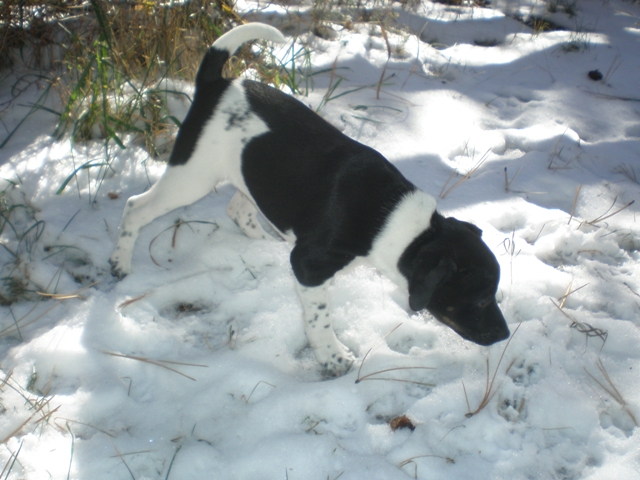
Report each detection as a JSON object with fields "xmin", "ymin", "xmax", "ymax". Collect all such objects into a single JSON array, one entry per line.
[{"xmin": 297, "ymin": 282, "xmax": 355, "ymax": 377}]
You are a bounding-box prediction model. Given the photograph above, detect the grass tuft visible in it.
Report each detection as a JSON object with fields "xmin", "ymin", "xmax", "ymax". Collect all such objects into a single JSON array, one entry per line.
[
  {"xmin": 613, "ymin": 164, "xmax": 638, "ymax": 184},
  {"xmin": 0, "ymin": 180, "xmax": 49, "ymax": 305},
  {"xmin": 2, "ymin": 1, "xmax": 296, "ymax": 203}
]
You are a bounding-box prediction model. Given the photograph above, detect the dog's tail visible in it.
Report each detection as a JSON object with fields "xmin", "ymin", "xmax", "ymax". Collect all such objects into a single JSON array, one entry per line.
[{"xmin": 196, "ymin": 23, "xmax": 286, "ymax": 86}]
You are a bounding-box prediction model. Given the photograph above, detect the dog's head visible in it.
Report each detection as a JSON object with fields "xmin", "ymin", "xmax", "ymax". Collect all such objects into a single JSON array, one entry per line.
[{"xmin": 398, "ymin": 212, "xmax": 509, "ymax": 346}]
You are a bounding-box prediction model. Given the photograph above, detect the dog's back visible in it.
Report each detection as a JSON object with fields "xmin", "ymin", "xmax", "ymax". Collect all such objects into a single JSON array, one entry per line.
[{"xmin": 241, "ymin": 81, "xmax": 416, "ymax": 252}]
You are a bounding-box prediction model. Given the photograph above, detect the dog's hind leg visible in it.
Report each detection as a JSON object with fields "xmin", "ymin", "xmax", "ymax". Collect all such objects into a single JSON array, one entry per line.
[
  {"xmin": 226, "ymin": 190, "xmax": 270, "ymax": 240},
  {"xmin": 110, "ymin": 165, "xmax": 220, "ymax": 277},
  {"xmin": 297, "ymin": 282, "xmax": 355, "ymax": 377}
]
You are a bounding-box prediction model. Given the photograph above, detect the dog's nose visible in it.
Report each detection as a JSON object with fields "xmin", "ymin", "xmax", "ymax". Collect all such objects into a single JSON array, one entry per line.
[{"xmin": 476, "ymin": 326, "xmax": 510, "ymax": 346}]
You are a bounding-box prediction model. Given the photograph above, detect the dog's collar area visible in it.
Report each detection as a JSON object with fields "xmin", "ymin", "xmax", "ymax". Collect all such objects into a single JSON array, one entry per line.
[{"xmin": 396, "ymin": 210, "xmax": 443, "ymax": 279}]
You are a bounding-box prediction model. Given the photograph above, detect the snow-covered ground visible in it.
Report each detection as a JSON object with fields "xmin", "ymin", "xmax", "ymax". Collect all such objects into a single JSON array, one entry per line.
[{"xmin": 1, "ymin": 0, "xmax": 639, "ymax": 478}]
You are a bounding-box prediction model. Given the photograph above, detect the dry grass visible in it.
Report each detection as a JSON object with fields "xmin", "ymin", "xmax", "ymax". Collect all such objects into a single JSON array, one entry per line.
[
  {"xmin": 1, "ymin": 0, "xmax": 229, "ymax": 78},
  {"xmin": 118, "ymin": 292, "xmax": 150, "ymax": 310},
  {"xmin": 0, "ymin": 370, "xmax": 59, "ymax": 457},
  {"xmin": 1, "ymin": 0, "xmax": 284, "ymax": 165},
  {"xmin": 585, "ymin": 358, "xmax": 638, "ymax": 427},
  {"xmin": 550, "ymin": 298, "xmax": 608, "ymax": 348},
  {"xmin": 463, "ymin": 323, "xmax": 521, "ymax": 418},
  {"xmin": 399, "ymin": 454, "xmax": 455, "ymax": 479},
  {"xmin": 102, "ymin": 350, "xmax": 208, "ymax": 382},
  {"xmin": 355, "ymin": 323, "xmax": 436, "ymax": 388},
  {"xmin": 241, "ymin": 381, "xmax": 276, "ymax": 404},
  {"xmin": 582, "ymin": 196, "xmax": 635, "ymax": 228},
  {"xmin": 503, "ymin": 165, "xmax": 524, "ymax": 193},
  {"xmin": 557, "ymin": 280, "xmax": 588, "ymax": 309},
  {"xmin": 439, "ymin": 148, "xmax": 490, "ymax": 199},
  {"xmin": 568, "ymin": 186, "xmax": 634, "ymax": 229},
  {"xmin": 567, "ymin": 184, "xmax": 582, "ymax": 225},
  {"xmin": 148, "ymin": 219, "xmax": 219, "ymax": 269},
  {"xmin": 2, "ymin": 1, "xmax": 303, "ymax": 205},
  {"xmin": 613, "ymin": 163, "xmax": 638, "ymax": 184},
  {"xmin": 500, "ymin": 231, "xmax": 521, "ymax": 285},
  {"xmin": 0, "ymin": 300, "xmax": 61, "ymax": 339}
]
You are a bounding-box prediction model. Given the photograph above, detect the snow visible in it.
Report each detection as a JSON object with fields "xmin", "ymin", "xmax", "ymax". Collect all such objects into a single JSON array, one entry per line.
[{"xmin": 1, "ymin": 0, "xmax": 640, "ymax": 478}]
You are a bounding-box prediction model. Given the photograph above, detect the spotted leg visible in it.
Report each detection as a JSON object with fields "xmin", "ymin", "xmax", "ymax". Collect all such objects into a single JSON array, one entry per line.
[
  {"xmin": 297, "ymin": 281, "xmax": 355, "ymax": 377},
  {"xmin": 226, "ymin": 190, "xmax": 270, "ymax": 240}
]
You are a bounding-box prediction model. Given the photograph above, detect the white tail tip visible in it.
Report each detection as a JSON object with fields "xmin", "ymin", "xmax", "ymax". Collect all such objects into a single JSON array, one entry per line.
[{"xmin": 212, "ymin": 23, "xmax": 286, "ymax": 54}]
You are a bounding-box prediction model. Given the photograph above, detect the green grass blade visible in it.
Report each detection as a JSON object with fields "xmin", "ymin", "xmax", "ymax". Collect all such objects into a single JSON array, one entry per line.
[{"xmin": 56, "ymin": 161, "xmax": 109, "ymax": 195}]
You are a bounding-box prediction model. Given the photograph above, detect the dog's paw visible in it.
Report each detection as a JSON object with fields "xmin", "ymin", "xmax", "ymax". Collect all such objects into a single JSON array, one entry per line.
[
  {"xmin": 108, "ymin": 256, "xmax": 129, "ymax": 280},
  {"xmin": 319, "ymin": 348, "xmax": 355, "ymax": 378}
]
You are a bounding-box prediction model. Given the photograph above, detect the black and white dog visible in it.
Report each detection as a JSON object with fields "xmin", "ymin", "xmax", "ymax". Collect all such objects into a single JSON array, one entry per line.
[{"xmin": 110, "ymin": 23, "xmax": 510, "ymax": 376}]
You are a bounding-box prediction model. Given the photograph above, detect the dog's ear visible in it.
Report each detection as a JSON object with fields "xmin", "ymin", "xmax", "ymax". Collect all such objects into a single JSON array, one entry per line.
[
  {"xmin": 408, "ymin": 256, "xmax": 456, "ymax": 311},
  {"xmin": 457, "ymin": 219, "xmax": 483, "ymax": 237}
]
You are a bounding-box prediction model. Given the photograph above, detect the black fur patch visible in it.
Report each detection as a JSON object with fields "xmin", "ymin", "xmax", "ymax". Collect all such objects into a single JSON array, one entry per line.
[{"xmin": 240, "ymin": 80, "xmax": 415, "ymax": 285}]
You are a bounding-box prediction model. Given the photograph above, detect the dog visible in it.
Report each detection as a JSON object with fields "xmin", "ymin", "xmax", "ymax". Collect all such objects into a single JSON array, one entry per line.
[{"xmin": 109, "ymin": 23, "xmax": 510, "ymax": 377}]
